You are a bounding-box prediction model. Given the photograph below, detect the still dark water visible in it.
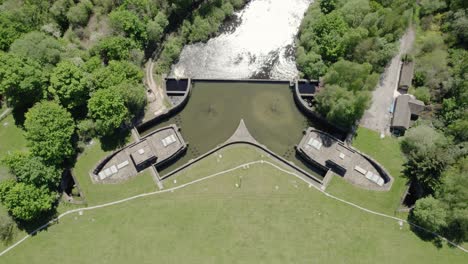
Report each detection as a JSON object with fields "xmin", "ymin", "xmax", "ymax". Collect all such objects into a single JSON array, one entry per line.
[{"xmin": 141, "ymin": 81, "xmax": 324, "ymax": 179}]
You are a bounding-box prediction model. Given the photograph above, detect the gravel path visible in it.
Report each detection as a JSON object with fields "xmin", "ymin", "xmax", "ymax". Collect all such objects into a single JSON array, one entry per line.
[
  {"xmin": 360, "ymin": 27, "xmax": 415, "ymax": 135},
  {"xmin": 144, "ymin": 59, "xmax": 168, "ymax": 118}
]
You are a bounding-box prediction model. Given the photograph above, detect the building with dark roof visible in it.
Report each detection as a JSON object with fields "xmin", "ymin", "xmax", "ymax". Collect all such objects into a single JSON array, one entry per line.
[
  {"xmin": 391, "ymin": 94, "xmax": 425, "ymax": 134},
  {"xmin": 398, "ymin": 61, "xmax": 414, "ymax": 92}
]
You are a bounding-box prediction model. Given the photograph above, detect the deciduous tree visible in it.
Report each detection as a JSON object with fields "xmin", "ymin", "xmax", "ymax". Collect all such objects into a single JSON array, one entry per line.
[
  {"xmin": 24, "ymin": 101, "xmax": 75, "ymax": 166},
  {"xmin": 88, "ymin": 88, "xmax": 129, "ymax": 136},
  {"xmin": 0, "ymin": 180, "xmax": 55, "ymax": 221},
  {"xmin": 49, "ymin": 61, "xmax": 88, "ymax": 111}
]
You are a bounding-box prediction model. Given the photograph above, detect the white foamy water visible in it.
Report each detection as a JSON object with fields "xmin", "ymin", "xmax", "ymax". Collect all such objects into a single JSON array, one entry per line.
[{"xmin": 171, "ymin": 0, "xmax": 313, "ymax": 79}]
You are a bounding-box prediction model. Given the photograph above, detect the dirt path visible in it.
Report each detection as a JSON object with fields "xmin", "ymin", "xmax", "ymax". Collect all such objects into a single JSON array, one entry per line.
[
  {"xmin": 144, "ymin": 59, "xmax": 168, "ymax": 119},
  {"xmin": 360, "ymin": 27, "xmax": 416, "ymax": 135}
]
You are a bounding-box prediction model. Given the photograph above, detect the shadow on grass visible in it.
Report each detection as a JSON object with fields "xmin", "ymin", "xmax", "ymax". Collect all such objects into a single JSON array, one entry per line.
[
  {"xmin": 14, "ymin": 206, "xmax": 59, "ymax": 237},
  {"xmin": 99, "ymin": 128, "xmax": 131, "ymax": 152}
]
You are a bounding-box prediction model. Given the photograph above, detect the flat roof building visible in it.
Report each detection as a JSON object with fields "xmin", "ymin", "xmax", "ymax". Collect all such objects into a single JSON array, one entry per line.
[{"xmin": 129, "ymin": 140, "xmax": 157, "ymax": 171}]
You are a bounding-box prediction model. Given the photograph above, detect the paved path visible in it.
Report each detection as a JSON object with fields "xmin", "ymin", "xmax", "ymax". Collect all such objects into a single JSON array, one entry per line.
[
  {"xmin": 361, "ymin": 27, "xmax": 415, "ymax": 135},
  {"xmin": 1, "ymin": 159, "xmax": 466, "ymax": 257},
  {"xmin": 0, "ymin": 108, "xmax": 12, "ymax": 121}
]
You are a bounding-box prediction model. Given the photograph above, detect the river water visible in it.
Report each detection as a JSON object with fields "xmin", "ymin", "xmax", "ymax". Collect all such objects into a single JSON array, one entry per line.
[{"xmin": 170, "ymin": 0, "xmax": 313, "ymax": 79}]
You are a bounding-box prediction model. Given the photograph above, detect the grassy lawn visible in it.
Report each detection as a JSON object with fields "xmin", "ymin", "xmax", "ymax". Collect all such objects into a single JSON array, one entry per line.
[
  {"xmin": 2, "ymin": 144, "xmax": 466, "ymax": 263},
  {"xmin": 326, "ymin": 127, "xmax": 408, "ymax": 216},
  {"xmin": 0, "ymin": 114, "xmax": 28, "ymax": 181}
]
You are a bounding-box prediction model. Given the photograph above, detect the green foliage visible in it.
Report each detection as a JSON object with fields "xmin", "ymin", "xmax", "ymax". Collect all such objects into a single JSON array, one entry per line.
[
  {"xmin": 111, "ymin": 82, "xmax": 147, "ymax": 118},
  {"xmin": 315, "ymin": 85, "xmax": 370, "ymax": 128},
  {"xmin": 401, "ymin": 125, "xmax": 451, "ymax": 193},
  {"xmin": 66, "ymin": 0, "xmax": 93, "ymax": 27},
  {"xmin": 323, "ymin": 60, "xmax": 376, "ymax": 91},
  {"xmin": 155, "ymin": 35, "xmax": 183, "ymax": 73},
  {"xmin": 0, "ymin": 12, "xmax": 29, "ymax": 51},
  {"xmin": 147, "ymin": 12, "xmax": 168, "ymax": 42},
  {"xmin": 0, "ymin": 52, "xmax": 46, "ymax": 109},
  {"xmin": 9, "ymin": 31, "xmax": 63, "ymax": 66},
  {"xmin": 340, "ymin": 0, "xmax": 371, "ymax": 28},
  {"xmin": 77, "ymin": 119, "xmax": 97, "ymax": 142},
  {"xmin": 437, "ymin": 159, "xmax": 468, "ymax": 242},
  {"xmin": 88, "ymin": 89, "xmax": 129, "ymax": 136},
  {"xmin": 414, "ymin": 86, "xmax": 431, "ymax": 104},
  {"xmin": 89, "ymin": 60, "xmax": 143, "ymax": 91},
  {"xmin": 319, "ymin": 0, "xmax": 337, "ymax": 14},
  {"xmin": 447, "ymin": 9, "xmax": 468, "ymax": 46},
  {"xmin": 2, "ymin": 152, "xmax": 61, "ymax": 190},
  {"xmin": 412, "ymin": 196, "xmax": 447, "ymax": 232},
  {"xmin": 24, "ymin": 101, "xmax": 75, "ymax": 166},
  {"xmin": 296, "ymin": 47, "xmax": 327, "ymax": 79},
  {"xmin": 353, "ymin": 37, "xmax": 396, "ymax": 72},
  {"xmin": 401, "ymin": 124, "xmax": 448, "ymax": 156},
  {"xmin": 109, "ymin": 9, "xmax": 147, "ymax": 45},
  {"xmin": 188, "ymin": 16, "xmax": 212, "ymax": 43},
  {"xmin": 49, "ymin": 60, "xmax": 88, "ymax": 111},
  {"xmin": 419, "ymin": 0, "xmax": 446, "ymax": 16},
  {"xmin": 312, "ymin": 11, "xmax": 349, "ymax": 62},
  {"xmin": 0, "ymin": 180, "xmax": 55, "ymax": 221},
  {"xmin": 50, "ymin": 0, "xmax": 74, "ymax": 29},
  {"xmin": 91, "ymin": 36, "xmax": 139, "ymax": 63}
]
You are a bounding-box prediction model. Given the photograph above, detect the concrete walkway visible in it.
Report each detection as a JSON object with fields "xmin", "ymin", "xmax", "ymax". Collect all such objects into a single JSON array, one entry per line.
[
  {"xmin": 0, "ymin": 107, "xmax": 12, "ymax": 121},
  {"xmin": 360, "ymin": 27, "xmax": 415, "ymax": 135}
]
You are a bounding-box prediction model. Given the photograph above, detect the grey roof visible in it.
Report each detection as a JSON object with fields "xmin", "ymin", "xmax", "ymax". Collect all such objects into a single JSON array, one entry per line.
[
  {"xmin": 129, "ymin": 140, "xmax": 156, "ymax": 166},
  {"xmin": 391, "ymin": 94, "xmax": 425, "ymax": 130},
  {"xmin": 398, "ymin": 61, "xmax": 414, "ymax": 88}
]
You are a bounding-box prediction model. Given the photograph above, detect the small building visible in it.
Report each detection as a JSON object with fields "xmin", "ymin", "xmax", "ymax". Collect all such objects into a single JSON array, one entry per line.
[
  {"xmin": 128, "ymin": 140, "xmax": 157, "ymax": 171},
  {"xmin": 398, "ymin": 61, "xmax": 414, "ymax": 92},
  {"xmin": 391, "ymin": 94, "xmax": 425, "ymax": 134}
]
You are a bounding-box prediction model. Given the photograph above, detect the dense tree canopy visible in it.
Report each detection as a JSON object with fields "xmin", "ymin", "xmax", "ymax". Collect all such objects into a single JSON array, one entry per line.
[
  {"xmin": 49, "ymin": 60, "xmax": 88, "ymax": 111},
  {"xmin": 24, "ymin": 101, "xmax": 75, "ymax": 166},
  {"xmin": 89, "ymin": 60, "xmax": 143, "ymax": 91},
  {"xmin": 9, "ymin": 31, "xmax": 63, "ymax": 66},
  {"xmin": 110, "ymin": 9, "xmax": 147, "ymax": 45},
  {"xmin": 296, "ymin": 0, "xmax": 413, "ymax": 128},
  {"xmin": 0, "ymin": 180, "xmax": 55, "ymax": 221},
  {"xmin": 412, "ymin": 196, "xmax": 447, "ymax": 233},
  {"xmin": 315, "ymin": 85, "xmax": 370, "ymax": 128},
  {"xmin": 0, "ymin": 52, "xmax": 46, "ymax": 109},
  {"xmin": 2, "ymin": 153, "xmax": 62, "ymax": 190},
  {"xmin": 88, "ymin": 88, "xmax": 129, "ymax": 136},
  {"xmin": 111, "ymin": 82, "xmax": 147, "ymax": 118}
]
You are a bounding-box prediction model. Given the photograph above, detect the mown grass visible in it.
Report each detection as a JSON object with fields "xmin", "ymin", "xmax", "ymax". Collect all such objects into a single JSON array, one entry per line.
[
  {"xmin": 0, "ymin": 114, "xmax": 28, "ymax": 181},
  {"xmin": 2, "ymin": 144, "xmax": 466, "ymax": 263}
]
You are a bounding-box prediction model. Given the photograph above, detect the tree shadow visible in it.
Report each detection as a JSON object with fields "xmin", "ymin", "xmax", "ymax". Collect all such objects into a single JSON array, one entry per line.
[
  {"xmin": 99, "ymin": 128, "xmax": 131, "ymax": 152},
  {"xmin": 11, "ymin": 107, "xmax": 27, "ymax": 127},
  {"xmin": 15, "ymin": 206, "xmax": 58, "ymax": 235},
  {"xmin": 408, "ymin": 212, "xmax": 444, "ymax": 248}
]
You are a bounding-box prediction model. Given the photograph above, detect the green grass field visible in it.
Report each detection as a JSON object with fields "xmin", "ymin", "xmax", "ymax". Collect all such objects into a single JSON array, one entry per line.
[
  {"xmin": 0, "ymin": 113, "xmax": 28, "ymax": 181},
  {"xmin": 1, "ymin": 144, "xmax": 466, "ymax": 263},
  {"xmin": 327, "ymin": 127, "xmax": 408, "ymax": 216}
]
